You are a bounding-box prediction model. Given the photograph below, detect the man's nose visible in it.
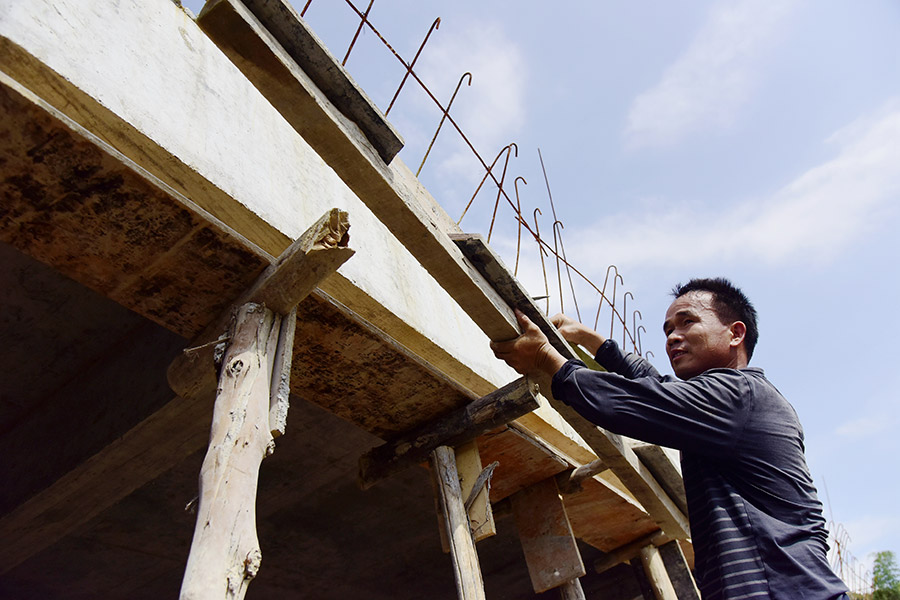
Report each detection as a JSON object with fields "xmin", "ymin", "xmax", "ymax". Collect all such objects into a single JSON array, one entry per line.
[{"xmin": 666, "ymin": 331, "xmax": 682, "ymax": 346}]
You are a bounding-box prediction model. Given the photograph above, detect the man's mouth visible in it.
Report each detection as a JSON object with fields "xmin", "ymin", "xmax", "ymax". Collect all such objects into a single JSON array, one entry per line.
[{"xmin": 670, "ymin": 348, "xmax": 687, "ymax": 361}]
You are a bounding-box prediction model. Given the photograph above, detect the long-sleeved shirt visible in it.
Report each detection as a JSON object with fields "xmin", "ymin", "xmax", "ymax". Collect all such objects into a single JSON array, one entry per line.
[{"xmin": 551, "ymin": 340, "xmax": 848, "ymax": 599}]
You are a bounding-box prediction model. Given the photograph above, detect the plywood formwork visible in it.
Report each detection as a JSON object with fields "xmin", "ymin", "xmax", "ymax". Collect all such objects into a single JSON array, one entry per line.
[{"xmin": 0, "ymin": 0, "xmax": 691, "ymax": 597}]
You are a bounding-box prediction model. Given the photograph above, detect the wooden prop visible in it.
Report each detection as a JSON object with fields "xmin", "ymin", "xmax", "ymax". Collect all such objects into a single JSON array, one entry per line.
[
  {"xmin": 168, "ymin": 208, "xmax": 353, "ymax": 404},
  {"xmin": 455, "ymin": 441, "xmax": 497, "ymax": 542},
  {"xmin": 451, "ymin": 234, "xmax": 690, "ymax": 540},
  {"xmin": 639, "ymin": 544, "xmax": 679, "ymax": 600},
  {"xmin": 510, "ymin": 477, "xmax": 586, "ymax": 594},
  {"xmin": 558, "ymin": 578, "xmax": 587, "ymax": 600},
  {"xmin": 658, "ymin": 540, "xmax": 700, "ymax": 600},
  {"xmin": 431, "ymin": 445, "xmax": 486, "ymax": 600},
  {"xmin": 180, "ymin": 303, "xmax": 284, "ymax": 600},
  {"xmin": 358, "ymin": 377, "xmax": 539, "ymax": 489}
]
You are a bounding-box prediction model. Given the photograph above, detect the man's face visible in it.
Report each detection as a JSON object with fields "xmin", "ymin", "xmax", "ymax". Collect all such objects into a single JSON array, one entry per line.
[{"xmin": 663, "ymin": 291, "xmax": 738, "ymax": 380}]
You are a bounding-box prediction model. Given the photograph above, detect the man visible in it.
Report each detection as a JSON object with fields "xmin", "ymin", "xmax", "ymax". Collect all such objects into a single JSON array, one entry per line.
[{"xmin": 491, "ymin": 278, "xmax": 847, "ymax": 599}]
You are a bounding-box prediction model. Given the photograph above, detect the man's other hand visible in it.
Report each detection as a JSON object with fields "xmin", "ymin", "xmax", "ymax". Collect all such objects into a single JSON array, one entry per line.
[
  {"xmin": 490, "ymin": 310, "xmax": 567, "ymax": 376},
  {"xmin": 550, "ymin": 313, "xmax": 606, "ymax": 356}
]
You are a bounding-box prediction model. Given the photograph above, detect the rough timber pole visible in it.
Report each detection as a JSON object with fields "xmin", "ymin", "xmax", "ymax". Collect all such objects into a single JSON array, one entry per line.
[
  {"xmin": 639, "ymin": 544, "xmax": 679, "ymax": 600},
  {"xmin": 431, "ymin": 445, "xmax": 486, "ymax": 600},
  {"xmin": 180, "ymin": 303, "xmax": 282, "ymax": 600}
]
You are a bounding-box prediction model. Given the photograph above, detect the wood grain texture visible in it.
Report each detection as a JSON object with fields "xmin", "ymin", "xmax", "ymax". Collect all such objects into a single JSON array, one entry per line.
[
  {"xmin": 430, "ymin": 446, "xmax": 486, "ymax": 600},
  {"xmin": 180, "ymin": 304, "xmax": 281, "ymax": 600},
  {"xmin": 639, "ymin": 544, "xmax": 679, "ymax": 600},
  {"xmin": 167, "ymin": 208, "xmax": 354, "ymax": 404},
  {"xmin": 657, "ymin": 540, "xmax": 700, "ymax": 600},
  {"xmin": 454, "ymin": 441, "xmax": 496, "ymax": 542},
  {"xmin": 511, "ymin": 478, "xmax": 585, "ymax": 593},
  {"xmin": 358, "ymin": 377, "xmax": 538, "ymax": 489}
]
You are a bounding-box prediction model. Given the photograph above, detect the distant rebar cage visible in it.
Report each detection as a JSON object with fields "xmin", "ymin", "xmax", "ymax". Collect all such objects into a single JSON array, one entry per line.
[{"xmin": 302, "ymin": 0, "xmax": 648, "ymax": 355}]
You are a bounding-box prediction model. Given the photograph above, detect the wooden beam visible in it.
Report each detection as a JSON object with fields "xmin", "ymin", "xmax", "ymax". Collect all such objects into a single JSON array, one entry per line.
[
  {"xmin": 180, "ymin": 303, "xmax": 284, "ymax": 600},
  {"xmin": 511, "ymin": 478, "xmax": 586, "ymax": 594},
  {"xmin": 594, "ymin": 531, "xmax": 668, "ymax": 575},
  {"xmin": 431, "ymin": 446, "xmax": 486, "ymax": 600},
  {"xmin": 452, "ymin": 234, "xmax": 691, "ymax": 540},
  {"xmin": 632, "ymin": 442, "xmax": 688, "ymax": 516},
  {"xmin": 167, "ymin": 208, "xmax": 354, "ymax": 403},
  {"xmin": 358, "ymin": 377, "xmax": 539, "ymax": 489},
  {"xmin": 639, "ymin": 544, "xmax": 679, "ymax": 600},
  {"xmin": 196, "ymin": 0, "xmax": 520, "ymax": 343}
]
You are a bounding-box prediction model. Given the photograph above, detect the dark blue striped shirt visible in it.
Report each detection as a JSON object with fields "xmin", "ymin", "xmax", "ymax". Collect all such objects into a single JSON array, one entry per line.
[{"xmin": 551, "ymin": 340, "xmax": 848, "ymax": 599}]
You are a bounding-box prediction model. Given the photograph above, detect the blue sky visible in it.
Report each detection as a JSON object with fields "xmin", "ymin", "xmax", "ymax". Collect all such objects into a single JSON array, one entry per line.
[{"xmin": 185, "ymin": 0, "xmax": 899, "ymax": 581}]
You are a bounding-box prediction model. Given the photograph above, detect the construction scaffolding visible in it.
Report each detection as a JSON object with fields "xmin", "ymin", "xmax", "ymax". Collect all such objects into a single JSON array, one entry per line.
[{"xmin": 1, "ymin": 1, "xmax": 697, "ymax": 598}]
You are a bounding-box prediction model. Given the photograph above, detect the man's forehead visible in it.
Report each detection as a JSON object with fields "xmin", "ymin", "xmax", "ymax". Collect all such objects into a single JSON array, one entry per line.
[{"xmin": 664, "ymin": 291, "xmax": 715, "ymax": 324}]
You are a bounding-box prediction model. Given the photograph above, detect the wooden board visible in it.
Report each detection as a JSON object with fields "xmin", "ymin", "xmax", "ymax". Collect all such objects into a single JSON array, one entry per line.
[
  {"xmin": 510, "ymin": 478, "xmax": 585, "ymax": 593},
  {"xmin": 236, "ymin": 0, "xmax": 403, "ymax": 162}
]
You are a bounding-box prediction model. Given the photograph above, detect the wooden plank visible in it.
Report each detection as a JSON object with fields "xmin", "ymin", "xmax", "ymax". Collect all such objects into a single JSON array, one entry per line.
[
  {"xmin": 639, "ymin": 544, "xmax": 679, "ymax": 600},
  {"xmin": 167, "ymin": 207, "xmax": 354, "ymax": 404},
  {"xmin": 196, "ymin": 0, "xmax": 520, "ymax": 343},
  {"xmin": 452, "ymin": 234, "xmax": 691, "ymax": 540},
  {"xmin": 237, "ymin": 0, "xmax": 403, "ymax": 163},
  {"xmin": 180, "ymin": 303, "xmax": 283, "ymax": 600},
  {"xmin": 430, "ymin": 446, "xmax": 486, "ymax": 600},
  {"xmin": 657, "ymin": 540, "xmax": 700, "ymax": 600},
  {"xmin": 358, "ymin": 377, "xmax": 539, "ymax": 489},
  {"xmin": 455, "ymin": 441, "xmax": 496, "ymax": 542},
  {"xmin": 632, "ymin": 442, "xmax": 687, "ymax": 516},
  {"xmin": 511, "ymin": 477, "xmax": 585, "ymax": 593}
]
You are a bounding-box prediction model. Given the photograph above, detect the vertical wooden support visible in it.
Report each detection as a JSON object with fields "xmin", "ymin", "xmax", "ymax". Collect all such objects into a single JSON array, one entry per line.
[
  {"xmin": 180, "ymin": 303, "xmax": 286, "ymax": 600},
  {"xmin": 657, "ymin": 540, "xmax": 700, "ymax": 600},
  {"xmin": 639, "ymin": 545, "xmax": 678, "ymax": 600},
  {"xmin": 455, "ymin": 440, "xmax": 496, "ymax": 542},
  {"xmin": 511, "ymin": 477, "xmax": 586, "ymax": 594},
  {"xmin": 431, "ymin": 445, "xmax": 486, "ymax": 600},
  {"xmin": 558, "ymin": 577, "xmax": 587, "ymax": 600}
]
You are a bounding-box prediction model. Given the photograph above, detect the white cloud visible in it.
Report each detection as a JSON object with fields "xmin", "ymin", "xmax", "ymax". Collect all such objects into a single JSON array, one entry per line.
[
  {"xmin": 625, "ymin": 0, "xmax": 797, "ymax": 149},
  {"xmin": 836, "ymin": 416, "xmax": 891, "ymax": 438},
  {"xmin": 573, "ymin": 99, "xmax": 900, "ymax": 269}
]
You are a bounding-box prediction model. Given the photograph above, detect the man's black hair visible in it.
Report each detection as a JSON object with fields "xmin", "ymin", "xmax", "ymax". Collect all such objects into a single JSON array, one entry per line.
[{"xmin": 671, "ymin": 277, "xmax": 759, "ymax": 359}]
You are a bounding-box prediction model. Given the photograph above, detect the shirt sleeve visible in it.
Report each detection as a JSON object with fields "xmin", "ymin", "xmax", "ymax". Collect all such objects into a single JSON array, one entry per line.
[
  {"xmin": 551, "ymin": 361, "xmax": 754, "ymax": 455},
  {"xmin": 594, "ymin": 339, "xmax": 662, "ymax": 379}
]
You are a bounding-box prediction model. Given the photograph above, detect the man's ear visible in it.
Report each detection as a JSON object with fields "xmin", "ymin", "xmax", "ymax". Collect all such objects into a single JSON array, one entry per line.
[{"xmin": 730, "ymin": 321, "xmax": 747, "ymax": 347}]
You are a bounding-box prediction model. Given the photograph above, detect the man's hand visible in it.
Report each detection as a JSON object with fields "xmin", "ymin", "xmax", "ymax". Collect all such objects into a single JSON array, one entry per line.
[
  {"xmin": 550, "ymin": 313, "xmax": 606, "ymax": 356},
  {"xmin": 491, "ymin": 310, "xmax": 567, "ymax": 376}
]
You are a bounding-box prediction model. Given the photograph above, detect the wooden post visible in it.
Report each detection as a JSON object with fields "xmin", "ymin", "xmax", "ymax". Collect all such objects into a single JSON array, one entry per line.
[
  {"xmin": 430, "ymin": 445, "xmax": 486, "ymax": 600},
  {"xmin": 657, "ymin": 540, "xmax": 700, "ymax": 600},
  {"xmin": 511, "ymin": 477, "xmax": 586, "ymax": 594},
  {"xmin": 455, "ymin": 440, "xmax": 497, "ymax": 542},
  {"xmin": 639, "ymin": 544, "xmax": 679, "ymax": 600},
  {"xmin": 180, "ymin": 303, "xmax": 285, "ymax": 600},
  {"xmin": 558, "ymin": 578, "xmax": 587, "ymax": 600}
]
